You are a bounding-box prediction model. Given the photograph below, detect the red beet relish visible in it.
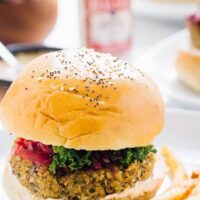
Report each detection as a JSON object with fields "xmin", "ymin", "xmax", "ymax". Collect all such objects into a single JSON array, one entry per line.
[{"xmin": 13, "ymin": 138, "xmax": 53, "ymax": 166}]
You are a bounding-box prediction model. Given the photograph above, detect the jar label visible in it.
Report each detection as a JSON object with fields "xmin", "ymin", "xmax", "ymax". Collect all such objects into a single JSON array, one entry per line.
[{"xmin": 84, "ymin": 0, "xmax": 132, "ymax": 54}]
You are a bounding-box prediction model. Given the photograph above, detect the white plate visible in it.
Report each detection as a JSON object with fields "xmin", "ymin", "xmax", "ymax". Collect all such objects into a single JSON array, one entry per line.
[
  {"xmin": 0, "ymin": 109, "xmax": 200, "ymax": 199},
  {"xmin": 135, "ymin": 30, "xmax": 200, "ymax": 109},
  {"xmin": 133, "ymin": 0, "xmax": 198, "ymax": 21}
]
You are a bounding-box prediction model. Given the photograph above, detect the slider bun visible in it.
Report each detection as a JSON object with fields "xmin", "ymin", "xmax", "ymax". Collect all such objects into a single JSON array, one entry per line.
[
  {"xmin": 0, "ymin": 48, "xmax": 164, "ymax": 150},
  {"xmin": 3, "ymin": 157, "xmax": 166, "ymax": 200},
  {"xmin": 176, "ymin": 42, "xmax": 200, "ymax": 93}
]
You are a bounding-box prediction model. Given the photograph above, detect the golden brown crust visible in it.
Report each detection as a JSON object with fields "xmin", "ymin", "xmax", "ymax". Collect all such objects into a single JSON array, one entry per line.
[
  {"xmin": 176, "ymin": 45, "xmax": 200, "ymax": 93},
  {"xmin": 3, "ymin": 160, "xmax": 165, "ymax": 200},
  {"xmin": 0, "ymin": 48, "xmax": 164, "ymax": 150},
  {"xmin": 10, "ymin": 154, "xmax": 155, "ymax": 199}
]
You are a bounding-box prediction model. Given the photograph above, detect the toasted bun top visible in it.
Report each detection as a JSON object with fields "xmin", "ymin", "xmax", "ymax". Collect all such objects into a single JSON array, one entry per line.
[{"xmin": 0, "ymin": 48, "xmax": 164, "ymax": 150}]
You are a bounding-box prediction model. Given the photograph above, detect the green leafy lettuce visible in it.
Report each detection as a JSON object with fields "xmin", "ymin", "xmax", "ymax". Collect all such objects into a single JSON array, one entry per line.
[
  {"xmin": 49, "ymin": 146, "xmax": 92, "ymax": 174},
  {"xmin": 49, "ymin": 145, "xmax": 156, "ymax": 174},
  {"xmin": 120, "ymin": 145, "xmax": 156, "ymax": 166}
]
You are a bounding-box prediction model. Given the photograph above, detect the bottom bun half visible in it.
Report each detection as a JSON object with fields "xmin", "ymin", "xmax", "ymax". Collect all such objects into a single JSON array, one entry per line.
[{"xmin": 3, "ymin": 156, "xmax": 166, "ymax": 200}]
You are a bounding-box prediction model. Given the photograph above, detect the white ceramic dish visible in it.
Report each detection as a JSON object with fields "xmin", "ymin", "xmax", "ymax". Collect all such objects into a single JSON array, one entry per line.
[
  {"xmin": 0, "ymin": 108, "xmax": 200, "ymax": 199},
  {"xmin": 135, "ymin": 30, "xmax": 200, "ymax": 109},
  {"xmin": 133, "ymin": 0, "xmax": 198, "ymax": 21}
]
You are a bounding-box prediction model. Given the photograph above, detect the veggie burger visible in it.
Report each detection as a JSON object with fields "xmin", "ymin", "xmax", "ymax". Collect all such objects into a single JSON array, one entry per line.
[{"xmin": 0, "ymin": 48, "xmax": 165, "ymax": 200}]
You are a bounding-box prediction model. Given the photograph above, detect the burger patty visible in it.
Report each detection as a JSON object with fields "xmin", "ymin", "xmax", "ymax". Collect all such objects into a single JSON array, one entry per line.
[{"xmin": 10, "ymin": 154, "xmax": 155, "ymax": 200}]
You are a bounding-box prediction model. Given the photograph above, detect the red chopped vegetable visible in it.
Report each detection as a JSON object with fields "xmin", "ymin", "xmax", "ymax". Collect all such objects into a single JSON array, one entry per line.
[{"xmin": 13, "ymin": 138, "xmax": 53, "ymax": 166}]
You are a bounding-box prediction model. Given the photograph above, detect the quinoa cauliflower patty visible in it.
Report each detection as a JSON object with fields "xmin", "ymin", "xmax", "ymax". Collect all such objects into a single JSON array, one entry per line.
[{"xmin": 10, "ymin": 154, "xmax": 155, "ymax": 200}]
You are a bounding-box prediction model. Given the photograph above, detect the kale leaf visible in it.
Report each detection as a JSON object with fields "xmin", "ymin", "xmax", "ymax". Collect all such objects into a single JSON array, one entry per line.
[
  {"xmin": 121, "ymin": 145, "xmax": 156, "ymax": 167},
  {"xmin": 49, "ymin": 145, "xmax": 156, "ymax": 174},
  {"xmin": 49, "ymin": 146, "xmax": 92, "ymax": 174}
]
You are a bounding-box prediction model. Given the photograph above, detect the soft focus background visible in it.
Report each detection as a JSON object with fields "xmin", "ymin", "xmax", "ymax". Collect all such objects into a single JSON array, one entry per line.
[
  {"xmin": 1, "ymin": 0, "xmax": 198, "ymax": 59},
  {"xmin": 44, "ymin": 0, "xmax": 198, "ymax": 61}
]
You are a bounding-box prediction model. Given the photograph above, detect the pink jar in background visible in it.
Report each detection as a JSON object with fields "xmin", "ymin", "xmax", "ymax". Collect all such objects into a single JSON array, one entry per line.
[{"xmin": 80, "ymin": 0, "xmax": 132, "ymax": 56}]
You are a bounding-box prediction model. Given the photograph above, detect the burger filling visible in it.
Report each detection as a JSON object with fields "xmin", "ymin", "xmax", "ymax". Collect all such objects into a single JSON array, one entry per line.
[{"xmin": 10, "ymin": 138, "xmax": 156, "ymax": 199}]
